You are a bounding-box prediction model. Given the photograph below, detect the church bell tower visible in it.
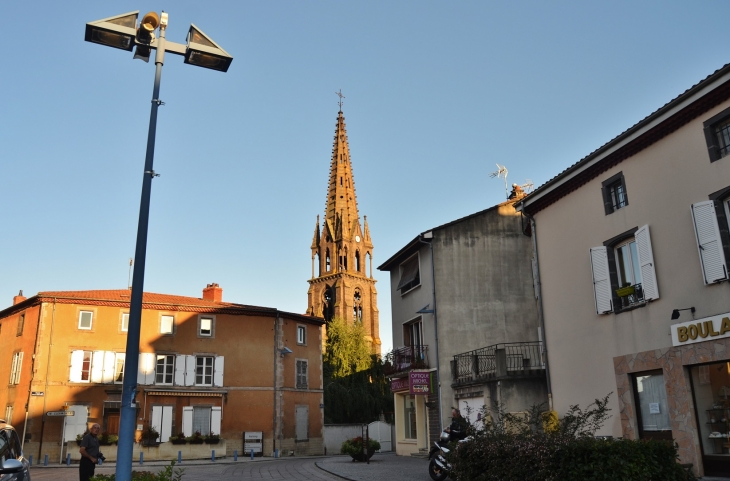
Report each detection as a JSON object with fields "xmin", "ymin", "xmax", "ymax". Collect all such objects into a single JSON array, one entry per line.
[{"xmin": 307, "ymin": 105, "xmax": 381, "ymax": 355}]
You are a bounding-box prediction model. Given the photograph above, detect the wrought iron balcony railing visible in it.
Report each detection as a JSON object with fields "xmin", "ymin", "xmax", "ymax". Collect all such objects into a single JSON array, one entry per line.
[
  {"xmin": 384, "ymin": 345, "xmax": 429, "ymax": 375},
  {"xmin": 451, "ymin": 341, "xmax": 544, "ymax": 385}
]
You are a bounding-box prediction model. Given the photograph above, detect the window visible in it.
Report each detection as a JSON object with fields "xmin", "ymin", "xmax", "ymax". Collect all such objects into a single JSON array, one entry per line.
[
  {"xmin": 404, "ymin": 318, "xmax": 423, "ymax": 348},
  {"xmin": 691, "ymin": 189, "xmax": 730, "ymax": 284},
  {"xmin": 78, "ymin": 311, "xmax": 93, "ymax": 330},
  {"xmin": 199, "ymin": 317, "xmax": 213, "ymax": 337},
  {"xmin": 632, "ymin": 371, "xmax": 672, "ymax": 441},
  {"xmin": 590, "ymin": 225, "xmax": 659, "ymax": 314},
  {"xmin": 297, "ymin": 325, "xmax": 306, "ymax": 345},
  {"xmin": 16, "ymin": 314, "xmax": 24, "ymax": 337},
  {"xmin": 353, "ymin": 289, "xmax": 362, "ymax": 322},
  {"xmin": 3, "ymin": 407, "xmax": 11, "ymax": 425},
  {"xmin": 703, "ymin": 107, "xmax": 730, "ymax": 162},
  {"xmin": 404, "ymin": 395, "xmax": 417, "ymax": 439},
  {"xmin": 296, "ymin": 360, "xmax": 308, "ymax": 389},
  {"xmin": 397, "ymin": 254, "xmax": 420, "ymax": 294},
  {"xmin": 192, "ymin": 406, "xmax": 211, "ymax": 435},
  {"xmin": 326, "ymin": 249, "xmax": 331, "ymax": 272},
  {"xmin": 601, "ymin": 172, "xmax": 628, "ymax": 214},
  {"xmin": 70, "ymin": 350, "xmax": 93, "ymax": 382},
  {"xmin": 121, "ymin": 313, "xmax": 129, "ymax": 332},
  {"xmin": 160, "ymin": 315, "xmax": 174, "ymax": 335},
  {"xmin": 156, "ymin": 355, "xmax": 174, "ymax": 385},
  {"xmin": 9, "ymin": 353, "xmax": 23, "ymax": 385},
  {"xmin": 195, "ymin": 356, "xmax": 214, "ymax": 386}
]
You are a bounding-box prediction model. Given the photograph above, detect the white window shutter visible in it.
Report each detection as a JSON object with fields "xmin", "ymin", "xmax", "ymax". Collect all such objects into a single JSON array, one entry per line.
[
  {"xmin": 213, "ymin": 356, "xmax": 224, "ymax": 387},
  {"xmin": 144, "ymin": 353, "xmax": 156, "ymax": 385},
  {"xmin": 182, "ymin": 406, "xmax": 193, "ymax": 437},
  {"xmin": 13, "ymin": 353, "xmax": 23, "ymax": 384},
  {"xmin": 635, "ymin": 224, "xmax": 660, "ymax": 301},
  {"xmin": 151, "ymin": 406, "xmax": 162, "ymax": 438},
  {"xmin": 589, "ymin": 247, "xmax": 613, "ymax": 314},
  {"xmin": 174, "ymin": 355, "xmax": 186, "ymax": 386},
  {"xmin": 210, "ymin": 406, "xmax": 222, "ymax": 435},
  {"xmin": 91, "ymin": 351, "xmax": 105, "ymax": 383},
  {"xmin": 102, "ymin": 351, "xmax": 115, "ymax": 384},
  {"xmin": 70, "ymin": 350, "xmax": 84, "ymax": 382},
  {"xmin": 9, "ymin": 354, "xmax": 18, "ymax": 384},
  {"xmin": 691, "ymin": 201, "xmax": 728, "ymax": 284},
  {"xmin": 185, "ymin": 355, "xmax": 195, "ymax": 387}
]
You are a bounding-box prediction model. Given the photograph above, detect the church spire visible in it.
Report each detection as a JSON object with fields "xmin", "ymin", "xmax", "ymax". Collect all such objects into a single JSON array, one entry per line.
[{"xmin": 325, "ymin": 110, "xmax": 359, "ymax": 240}]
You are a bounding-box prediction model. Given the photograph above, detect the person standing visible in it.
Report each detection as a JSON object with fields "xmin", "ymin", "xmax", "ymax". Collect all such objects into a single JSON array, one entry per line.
[{"xmin": 79, "ymin": 423, "xmax": 101, "ymax": 481}]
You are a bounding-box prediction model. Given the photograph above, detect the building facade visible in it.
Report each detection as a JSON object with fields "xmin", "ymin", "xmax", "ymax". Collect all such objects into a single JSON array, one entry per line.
[
  {"xmin": 517, "ymin": 63, "xmax": 730, "ymax": 476},
  {"xmin": 378, "ymin": 196, "xmax": 546, "ymax": 456},
  {"xmin": 307, "ymin": 109, "xmax": 381, "ymax": 354},
  {"xmin": 0, "ymin": 285, "xmax": 325, "ymax": 462}
]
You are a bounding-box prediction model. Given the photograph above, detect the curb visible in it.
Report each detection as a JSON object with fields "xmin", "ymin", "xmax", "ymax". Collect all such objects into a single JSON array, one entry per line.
[
  {"xmin": 29, "ymin": 455, "xmax": 333, "ymax": 469},
  {"xmin": 315, "ymin": 461, "xmax": 357, "ymax": 481}
]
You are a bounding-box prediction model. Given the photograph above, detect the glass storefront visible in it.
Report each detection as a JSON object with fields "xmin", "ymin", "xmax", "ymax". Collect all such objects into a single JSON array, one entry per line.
[
  {"xmin": 691, "ymin": 361, "xmax": 730, "ymax": 476},
  {"xmin": 404, "ymin": 395, "xmax": 417, "ymax": 439}
]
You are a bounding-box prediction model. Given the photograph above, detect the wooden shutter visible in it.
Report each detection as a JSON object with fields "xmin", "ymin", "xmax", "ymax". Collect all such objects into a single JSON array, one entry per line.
[
  {"xmin": 174, "ymin": 355, "xmax": 186, "ymax": 386},
  {"xmin": 9, "ymin": 354, "xmax": 18, "ymax": 384},
  {"xmin": 138, "ymin": 353, "xmax": 155, "ymax": 385},
  {"xmin": 691, "ymin": 201, "xmax": 728, "ymax": 284},
  {"xmin": 184, "ymin": 355, "xmax": 195, "ymax": 387},
  {"xmin": 91, "ymin": 351, "xmax": 105, "ymax": 383},
  {"xmin": 70, "ymin": 350, "xmax": 84, "ymax": 382},
  {"xmin": 589, "ymin": 247, "xmax": 613, "ymax": 314},
  {"xmin": 635, "ymin": 225, "xmax": 660, "ymax": 301},
  {"xmin": 102, "ymin": 351, "xmax": 116, "ymax": 383},
  {"xmin": 182, "ymin": 406, "xmax": 193, "ymax": 437},
  {"xmin": 213, "ymin": 356, "xmax": 224, "ymax": 387},
  {"xmin": 210, "ymin": 406, "xmax": 222, "ymax": 435}
]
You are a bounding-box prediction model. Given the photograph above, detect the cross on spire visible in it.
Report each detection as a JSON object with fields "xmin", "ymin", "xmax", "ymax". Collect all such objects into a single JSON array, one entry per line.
[{"xmin": 335, "ymin": 89, "xmax": 345, "ymax": 110}]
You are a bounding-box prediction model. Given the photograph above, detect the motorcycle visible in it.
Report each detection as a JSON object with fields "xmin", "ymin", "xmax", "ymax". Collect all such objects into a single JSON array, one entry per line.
[{"xmin": 428, "ymin": 430, "xmax": 469, "ymax": 481}]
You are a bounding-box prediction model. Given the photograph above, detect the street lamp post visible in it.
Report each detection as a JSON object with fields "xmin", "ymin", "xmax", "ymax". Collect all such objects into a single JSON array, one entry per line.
[{"xmin": 84, "ymin": 10, "xmax": 232, "ymax": 481}]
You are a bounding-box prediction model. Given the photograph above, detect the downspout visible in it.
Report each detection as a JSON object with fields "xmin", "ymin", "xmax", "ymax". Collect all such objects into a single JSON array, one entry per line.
[
  {"xmin": 22, "ymin": 302, "xmax": 45, "ymax": 451},
  {"xmin": 521, "ymin": 209, "xmax": 553, "ymax": 410},
  {"xmin": 38, "ymin": 298, "xmax": 57, "ymax": 460},
  {"xmin": 418, "ymin": 234, "xmax": 442, "ymax": 431},
  {"xmin": 272, "ymin": 312, "xmax": 280, "ymax": 457}
]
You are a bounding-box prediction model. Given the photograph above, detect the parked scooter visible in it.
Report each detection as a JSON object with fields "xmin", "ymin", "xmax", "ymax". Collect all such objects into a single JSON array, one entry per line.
[{"xmin": 428, "ymin": 430, "xmax": 471, "ymax": 481}]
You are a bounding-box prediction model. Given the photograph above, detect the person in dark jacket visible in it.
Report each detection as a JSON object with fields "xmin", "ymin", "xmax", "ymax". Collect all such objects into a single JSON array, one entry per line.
[
  {"xmin": 445, "ymin": 408, "xmax": 468, "ymax": 442},
  {"xmin": 79, "ymin": 423, "xmax": 101, "ymax": 481}
]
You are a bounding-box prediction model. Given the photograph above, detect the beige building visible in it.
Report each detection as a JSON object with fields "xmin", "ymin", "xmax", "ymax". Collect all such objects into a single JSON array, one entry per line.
[{"xmin": 517, "ymin": 63, "xmax": 730, "ymax": 476}]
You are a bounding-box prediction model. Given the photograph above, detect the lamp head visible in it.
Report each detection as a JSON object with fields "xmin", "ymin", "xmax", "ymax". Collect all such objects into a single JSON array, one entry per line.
[
  {"xmin": 671, "ymin": 309, "xmax": 680, "ymax": 320},
  {"xmin": 280, "ymin": 347, "xmax": 293, "ymax": 355},
  {"xmin": 85, "ymin": 11, "xmax": 138, "ymax": 51},
  {"xmin": 184, "ymin": 25, "xmax": 233, "ymax": 72}
]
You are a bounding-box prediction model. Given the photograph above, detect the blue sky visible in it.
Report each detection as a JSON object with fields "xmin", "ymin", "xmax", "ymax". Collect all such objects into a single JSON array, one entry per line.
[{"xmin": 1, "ymin": 1, "xmax": 729, "ymax": 353}]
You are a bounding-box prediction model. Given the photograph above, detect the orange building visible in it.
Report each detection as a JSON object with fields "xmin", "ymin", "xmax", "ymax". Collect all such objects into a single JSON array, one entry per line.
[{"xmin": 0, "ymin": 285, "xmax": 324, "ymax": 462}]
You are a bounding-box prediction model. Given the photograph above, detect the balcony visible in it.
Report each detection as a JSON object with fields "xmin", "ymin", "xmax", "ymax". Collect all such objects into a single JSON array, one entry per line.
[
  {"xmin": 384, "ymin": 345, "xmax": 429, "ymax": 376},
  {"xmin": 451, "ymin": 342, "xmax": 545, "ymax": 386}
]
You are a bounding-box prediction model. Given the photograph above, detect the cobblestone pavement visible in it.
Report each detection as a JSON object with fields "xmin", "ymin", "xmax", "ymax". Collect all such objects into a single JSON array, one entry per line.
[{"xmin": 317, "ymin": 453, "xmax": 431, "ymax": 481}]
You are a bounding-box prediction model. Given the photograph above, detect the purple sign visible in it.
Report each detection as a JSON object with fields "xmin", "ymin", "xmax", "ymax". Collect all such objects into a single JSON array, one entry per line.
[
  {"xmin": 391, "ymin": 377, "xmax": 409, "ymax": 392},
  {"xmin": 409, "ymin": 371, "xmax": 432, "ymax": 395}
]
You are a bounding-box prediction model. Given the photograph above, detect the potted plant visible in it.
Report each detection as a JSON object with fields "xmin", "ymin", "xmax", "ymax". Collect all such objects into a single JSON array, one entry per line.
[
  {"xmin": 171, "ymin": 432, "xmax": 187, "ymax": 445},
  {"xmin": 187, "ymin": 431, "xmax": 205, "ymax": 444},
  {"xmin": 615, "ymin": 282, "xmax": 635, "ymax": 298},
  {"xmin": 204, "ymin": 432, "xmax": 221, "ymax": 444},
  {"xmin": 108, "ymin": 434, "xmax": 119, "ymax": 445},
  {"xmin": 99, "ymin": 432, "xmax": 113, "ymax": 446},
  {"xmin": 341, "ymin": 436, "xmax": 381, "ymax": 461},
  {"xmin": 141, "ymin": 426, "xmax": 160, "ymax": 446},
  {"xmin": 75, "ymin": 433, "xmax": 85, "ymax": 446}
]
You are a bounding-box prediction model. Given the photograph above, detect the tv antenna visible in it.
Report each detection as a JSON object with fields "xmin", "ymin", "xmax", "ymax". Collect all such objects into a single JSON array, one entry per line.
[
  {"xmin": 520, "ymin": 179, "xmax": 534, "ymax": 193},
  {"xmin": 489, "ymin": 164, "xmax": 509, "ymax": 198}
]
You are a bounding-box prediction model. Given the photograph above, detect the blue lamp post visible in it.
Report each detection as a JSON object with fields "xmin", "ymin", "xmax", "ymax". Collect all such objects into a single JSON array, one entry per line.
[{"xmin": 84, "ymin": 10, "xmax": 232, "ymax": 481}]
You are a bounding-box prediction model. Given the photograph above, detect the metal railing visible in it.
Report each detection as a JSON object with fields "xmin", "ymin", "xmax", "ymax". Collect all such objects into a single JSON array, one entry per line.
[
  {"xmin": 451, "ymin": 341, "xmax": 544, "ymax": 384},
  {"xmin": 383, "ymin": 345, "xmax": 429, "ymax": 375},
  {"xmin": 617, "ymin": 282, "xmax": 644, "ymax": 309}
]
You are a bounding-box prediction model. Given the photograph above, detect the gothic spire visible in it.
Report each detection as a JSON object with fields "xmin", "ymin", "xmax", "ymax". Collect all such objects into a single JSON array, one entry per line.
[{"xmin": 325, "ymin": 110, "xmax": 359, "ymax": 239}]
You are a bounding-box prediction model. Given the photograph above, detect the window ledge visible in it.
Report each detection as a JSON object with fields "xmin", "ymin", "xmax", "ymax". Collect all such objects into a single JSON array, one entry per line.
[
  {"xmin": 398, "ymin": 439, "xmax": 417, "ymax": 444},
  {"xmin": 614, "ymin": 301, "xmax": 648, "ymax": 315},
  {"xmin": 399, "ymin": 284, "xmax": 422, "ymax": 297}
]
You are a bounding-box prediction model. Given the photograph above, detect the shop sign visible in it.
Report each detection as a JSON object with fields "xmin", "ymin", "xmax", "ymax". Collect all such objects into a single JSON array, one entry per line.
[
  {"xmin": 671, "ymin": 311, "xmax": 730, "ymax": 346},
  {"xmin": 390, "ymin": 377, "xmax": 409, "ymax": 392},
  {"xmin": 409, "ymin": 371, "xmax": 432, "ymax": 395},
  {"xmin": 244, "ymin": 431, "xmax": 263, "ymax": 454}
]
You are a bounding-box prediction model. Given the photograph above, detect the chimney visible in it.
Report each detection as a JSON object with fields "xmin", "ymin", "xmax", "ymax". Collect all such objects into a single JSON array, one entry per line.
[
  {"xmin": 13, "ymin": 290, "xmax": 26, "ymax": 305},
  {"xmin": 202, "ymin": 283, "xmax": 222, "ymax": 302}
]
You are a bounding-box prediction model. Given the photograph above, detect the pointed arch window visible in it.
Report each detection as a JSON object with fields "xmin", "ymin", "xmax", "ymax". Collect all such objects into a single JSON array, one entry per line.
[
  {"xmin": 353, "ymin": 289, "xmax": 363, "ymax": 323},
  {"xmin": 323, "ymin": 286, "xmax": 335, "ymax": 322},
  {"xmin": 356, "ymin": 251, "xmax": 361, "ymax": 272},
  {"xmin": 326, "ymin": 249, "xmax": 331, "ymax": 272}
]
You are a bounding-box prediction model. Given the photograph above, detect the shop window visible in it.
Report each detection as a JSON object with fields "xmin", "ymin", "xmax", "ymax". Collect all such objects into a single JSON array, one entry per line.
[
  {"xmin": 404, "ymin": 395, "xmax": 417, "ymax": 439},
  {"xmin": 632, "ymin": 370, "xmax": 672, "ymax": 441},
  {"xmin": 690, "ymin": 362, "xmax": 730, "ymax": 474}
]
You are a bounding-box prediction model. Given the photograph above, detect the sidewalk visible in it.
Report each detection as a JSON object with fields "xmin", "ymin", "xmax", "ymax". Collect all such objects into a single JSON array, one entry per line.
[
  {"xmin": 29, "ymin": 454, "xmax": 321, "ymax": 469},
  {"xmin": 316, "ymin": 453, "xmax": 430, "ymax": 481}
]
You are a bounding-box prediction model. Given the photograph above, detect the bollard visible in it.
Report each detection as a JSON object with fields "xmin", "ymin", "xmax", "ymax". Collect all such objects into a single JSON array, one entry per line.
[
  {"xmin": 211, "ymin": 450, "xmax": 215, "ymax": 461},
  {"xmin": 274, "ymin": 448, "xmax": 278, "ymax": 458},
  {"xmin": 28, "ymin": 456, "xmax": 32, "ymax": 467},
  {"xmin": 233, "ymin": 450, "xmax": 238, "ymax": 461},
  {"xmin": 66, "ymin": 453, "xmax": 71, "ymax": 466},
  {"xmin": 250, "ymin": 449, "xmax": 254, "ymax": 460},
  {"xmin": 44, "ymin": 454, "xmax": 48, "ymax": 466},
  {"xmin": 140, "ymin": 452, "xmax": 144, "ymax": 465},
  {"xmin": 178, "ymin": 451, "xmax": 182, "ymax": 464}
]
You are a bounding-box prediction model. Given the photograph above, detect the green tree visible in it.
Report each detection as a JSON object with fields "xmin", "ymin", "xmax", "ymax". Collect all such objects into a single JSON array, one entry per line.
[{"xmin": 323, "ymin": 317, "xmax": 372, "ymax": 378}]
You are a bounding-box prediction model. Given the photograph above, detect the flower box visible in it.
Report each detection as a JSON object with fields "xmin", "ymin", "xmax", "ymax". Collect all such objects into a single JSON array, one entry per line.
[{"xmin": 615, "ymin": 286, "xmax": 635, "ymax": 297}]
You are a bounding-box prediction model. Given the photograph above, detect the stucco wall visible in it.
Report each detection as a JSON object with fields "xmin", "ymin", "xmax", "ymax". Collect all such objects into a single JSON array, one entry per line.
[{"xmin": 533, "ymin": 98, "xmax": 730, "ymax": 437}]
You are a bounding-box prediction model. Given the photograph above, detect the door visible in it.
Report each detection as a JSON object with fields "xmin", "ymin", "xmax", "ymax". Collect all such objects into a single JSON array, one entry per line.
[
  {"xmin": 295, "ymin": 405, "xmax": 308, "ymax": 441},
  {"xmin": 106, "ymin": 414, "xmax": 120, "ymax": 435}
]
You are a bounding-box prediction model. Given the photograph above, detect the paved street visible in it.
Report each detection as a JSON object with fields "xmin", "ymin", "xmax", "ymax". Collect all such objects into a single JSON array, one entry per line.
[{"xmin": 27, "ymin": 453, "xmax": 433, "ymax": 481}]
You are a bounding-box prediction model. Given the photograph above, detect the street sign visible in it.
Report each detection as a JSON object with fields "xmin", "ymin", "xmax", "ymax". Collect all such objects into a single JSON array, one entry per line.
[
  {"xmin": 46, "ymin": 411, "xmax": 74, "ymax": 417},
  {"xmin": 31, "ymin": 392, "xmax": 44, "ymax": 396}
]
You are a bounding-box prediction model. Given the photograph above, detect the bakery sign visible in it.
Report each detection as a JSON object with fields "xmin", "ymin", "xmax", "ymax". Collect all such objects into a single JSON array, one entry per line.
[{"xmin": 671, "ymin": 311, "xmax": 730, "ymax": 346}]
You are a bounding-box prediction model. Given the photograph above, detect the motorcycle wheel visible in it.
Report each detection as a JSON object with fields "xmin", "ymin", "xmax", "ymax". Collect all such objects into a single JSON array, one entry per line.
[{"xmin": 428, "ymin": 458, "xmax": 449, "ymax": 481}]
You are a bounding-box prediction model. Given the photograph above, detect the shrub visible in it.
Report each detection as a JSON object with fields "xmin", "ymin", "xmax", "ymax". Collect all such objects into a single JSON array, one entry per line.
[
  {"xmin": 186, "ymin": 431, "xmax": 204, "ymax": 444},
  {"xmin": 170, "ymin": 432, "xmax": 187, "ymax": 444},
  {"xmin": 340, "ymin": 436, "xmax": 381, "ymax": 456},
  {"xmin": 448, "ymin": 395, "xmax": 695, "ymax": 481},
  {"xmin": 203, "ymin": 432, "xmax": 220, "ymax": 444},
  {"xmin": 91, "ymin": 461, "xmax": 184, "ymax": 481}
]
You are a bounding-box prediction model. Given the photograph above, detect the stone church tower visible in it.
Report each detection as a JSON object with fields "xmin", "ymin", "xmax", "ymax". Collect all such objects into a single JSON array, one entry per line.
[{"xmin": 307, "ymin": 109, "xmax": 381, "ymax": 355}]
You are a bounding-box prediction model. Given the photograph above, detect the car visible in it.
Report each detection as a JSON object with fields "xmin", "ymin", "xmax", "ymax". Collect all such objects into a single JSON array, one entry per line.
[{"xmin": 0, "ymin": 420, "xmax": 30, "ymax": 480}]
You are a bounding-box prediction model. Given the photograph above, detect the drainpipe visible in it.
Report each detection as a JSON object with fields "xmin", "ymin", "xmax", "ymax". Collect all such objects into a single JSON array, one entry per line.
[
  {"xmin": 520, "ymin": 210, "xmax": 553, "ymax": 410},
  {"xmin": 38, "ymin": 298, "xmax": 57, "ymax": 461},
  {"xmin": 418, "ymin": 234, "xmax": 442, "ymax": 431},
  {"xmin": 22, "ymin": 301, "xmax": 45, "ymax": 451},
  {"xmin": 272, "ymin": 313, "xmax": 280, "ymax": 457}
]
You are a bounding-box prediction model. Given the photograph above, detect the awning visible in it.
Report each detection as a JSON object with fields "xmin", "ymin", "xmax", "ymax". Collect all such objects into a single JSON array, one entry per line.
[{"xmin": 397, "ymin": 257, "xmax": 420, "ymax": 290}]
